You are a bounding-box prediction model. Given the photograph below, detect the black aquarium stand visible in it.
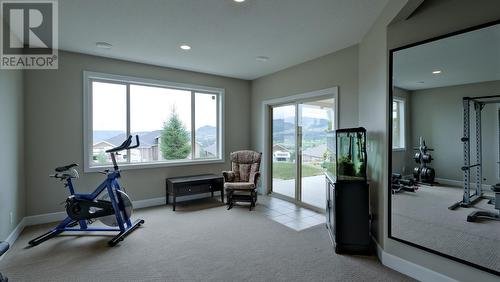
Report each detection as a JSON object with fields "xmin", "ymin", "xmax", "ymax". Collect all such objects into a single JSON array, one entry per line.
[
  {"xmin": 325, "ymin": 174, "xmax": 371, "ymax": 254},
  {"xmin": 325, "ymin": 127, "xmax": 371, "ymax": 254}
]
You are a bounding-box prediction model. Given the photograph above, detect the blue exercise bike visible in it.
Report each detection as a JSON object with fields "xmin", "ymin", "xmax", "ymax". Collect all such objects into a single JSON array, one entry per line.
[{"xmin": 29, "ymin": 135, "xmax": 145, "ymax": 247}]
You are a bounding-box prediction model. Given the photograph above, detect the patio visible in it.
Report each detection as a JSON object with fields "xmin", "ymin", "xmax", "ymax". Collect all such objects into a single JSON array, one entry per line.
[{"xmin": 272, "ymin": 175, "xmax": 326, "ymax": 209}]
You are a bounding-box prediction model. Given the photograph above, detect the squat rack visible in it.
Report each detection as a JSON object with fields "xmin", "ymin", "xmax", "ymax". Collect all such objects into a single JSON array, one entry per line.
[{"xmin": 449, "ymin": 95, "xmax": 500, "ymax": 210}]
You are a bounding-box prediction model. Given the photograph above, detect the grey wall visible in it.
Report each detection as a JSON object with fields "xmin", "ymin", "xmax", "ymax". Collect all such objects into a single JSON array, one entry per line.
[
  {"xmin": 392, "ymin": 87, "xmax": 412, "ymax": 176},
  {"xmin": 358, "ymin": 0, "xmax": 408, "ymax": 249},
  {"xmin": 24, "ymin": 51, "xmax": 251, "ymax": 216},
  {"xmin": 0, "ymin": 70, "xmax": 25, "ymax": 241},
  {"xmin": 250, "ymin": 45, "xmax": 359, "ymax": 192},
  {"xmin": 409, "ymin": 80, "xmax": 500, "ymax": 185},
  {"xmin": 386, "ymin": 0, "xmax": 500, "ymax": 281}
]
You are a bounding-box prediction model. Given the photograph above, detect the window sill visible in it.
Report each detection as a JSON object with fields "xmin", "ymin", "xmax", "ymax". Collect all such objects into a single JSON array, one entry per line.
[
  {"xmin": 392, "ymin": 148, "xmax": 406, "ymax": 152},
  {"xmin": 84, "ymin": 158, "xmax": 225, "ymax": 173}
]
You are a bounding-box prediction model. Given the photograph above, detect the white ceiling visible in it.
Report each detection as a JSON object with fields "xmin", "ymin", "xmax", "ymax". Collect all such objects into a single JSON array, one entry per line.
[
  {"xmin": 393, "ymin": 23, "xmax": 500, "ymax": 91},
  {"xmin": 58, "ymin": 0, "xmax": 388, "ymax": 80}
]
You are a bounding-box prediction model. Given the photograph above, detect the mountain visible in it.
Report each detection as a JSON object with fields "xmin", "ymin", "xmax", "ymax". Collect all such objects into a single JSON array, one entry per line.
[
  {"xmin": 301, "ymin": 117, "xmax": 329, "ymax": 129},
  {"xmin": 196, "ymin": 125, "xmax": 216, "ymax": 138},
  {"xmin": 196, "ymin": 125, "xmax": 216, "ymax": 147},
  {"xmin": 273, "ymin": 119, "xmax": 295, "ymax": 133}
]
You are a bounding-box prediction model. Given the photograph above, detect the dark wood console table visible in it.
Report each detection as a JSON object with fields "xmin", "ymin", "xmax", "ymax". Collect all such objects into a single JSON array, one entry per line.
[{"xmin": 166, "ymin": 174, "xmax": 224, "ymax": 211}]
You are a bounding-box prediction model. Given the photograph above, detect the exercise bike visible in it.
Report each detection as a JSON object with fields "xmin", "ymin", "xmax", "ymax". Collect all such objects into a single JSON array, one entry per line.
[{"xmin": 29, "ymin": 135, "xmax": 145, "ymax": 247}]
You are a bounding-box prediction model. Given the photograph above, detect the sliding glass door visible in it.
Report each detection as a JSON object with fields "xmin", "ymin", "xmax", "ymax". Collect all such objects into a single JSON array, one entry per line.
[
  {"xmin": 271, "ymin": 98, "xmax": 335, "ymax": 210},
  {"xmin": 299, "ymin": 100, "xmax": 334, "ymax": 209},
  {"xmin": 272, "ymin": 105, "xmax": 297, "ymax": 200}
]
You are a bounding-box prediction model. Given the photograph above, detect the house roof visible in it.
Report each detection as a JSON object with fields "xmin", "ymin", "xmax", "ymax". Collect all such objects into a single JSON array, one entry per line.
[
  {"xmin": 302, "ymin": 144, "xmax": 327, "ymax": 158},
  {"xmin": 104, "ymin": 130, "xmax": 162, "ymax": 148},
  {"xmin": 272, "ymin": 144, "xmax": 290, "ymax": 152},
  {"xmin": 93, "ymin": 140, "xmax": 115, "ymax": 147}
]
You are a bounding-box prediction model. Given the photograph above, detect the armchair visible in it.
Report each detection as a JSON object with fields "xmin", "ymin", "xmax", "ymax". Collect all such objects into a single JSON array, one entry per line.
[{"xmin": 222, "ymin": 150, "xmax": 262, "ymax": 210}]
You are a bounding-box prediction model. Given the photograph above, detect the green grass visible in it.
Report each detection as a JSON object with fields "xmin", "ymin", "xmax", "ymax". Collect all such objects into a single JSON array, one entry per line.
[{"xmin": 272, "ymin": 162, "xmax": 325, "ymax": 180}]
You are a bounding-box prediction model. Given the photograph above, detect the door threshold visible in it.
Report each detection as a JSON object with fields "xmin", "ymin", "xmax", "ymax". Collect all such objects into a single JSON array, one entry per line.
[{"xmin": 269, "ymin": 193, "xmax": 325, "ymax": 214}]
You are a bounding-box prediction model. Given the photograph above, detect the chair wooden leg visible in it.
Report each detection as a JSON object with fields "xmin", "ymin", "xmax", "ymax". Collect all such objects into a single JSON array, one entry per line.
[{"xmin": 227, "ymin": 190, "xmax": 234, "ymax": 210}]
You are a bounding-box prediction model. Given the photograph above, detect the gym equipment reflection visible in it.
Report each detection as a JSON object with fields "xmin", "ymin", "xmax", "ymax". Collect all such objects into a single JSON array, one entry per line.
[{"xmin": 390, "ymin": 21, "xmax": 500, "ymax": 275}]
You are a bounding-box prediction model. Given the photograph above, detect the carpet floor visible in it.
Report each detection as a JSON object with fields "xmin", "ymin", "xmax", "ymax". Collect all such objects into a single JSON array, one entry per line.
[
  {"xmin": 1, "ymin": 198, "xmax": 413, "ymax": 282},
  {"xmin": 392, "ymin": 184, "xmax": 500, "ymax": 273}
]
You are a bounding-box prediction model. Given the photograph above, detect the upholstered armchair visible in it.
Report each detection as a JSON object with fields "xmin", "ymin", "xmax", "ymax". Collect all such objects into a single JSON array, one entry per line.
[{"xmin": 222, "ymin": 150, "xmax": 262, "ymax": 210}]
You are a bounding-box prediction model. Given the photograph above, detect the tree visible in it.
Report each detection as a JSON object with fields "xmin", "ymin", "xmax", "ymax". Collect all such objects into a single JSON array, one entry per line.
[
  {"xmin": 160, "ymin": 111, "xmax": 191, "ymax": 160},
  {"xmin": 96, "ymin": 151, "xmax": 107, "ymax": 164}
]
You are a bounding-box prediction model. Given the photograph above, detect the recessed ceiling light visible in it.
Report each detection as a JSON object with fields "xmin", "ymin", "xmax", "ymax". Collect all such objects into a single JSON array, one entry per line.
[
  {"xmin": 180, "ymin": 44, "xmax": 191, "ymax": 50},
  {"xmin": 432, "ymin": 70, "xmax": 442, "ymax": 74},
  {"xmin": 256, "ymin": 56, "xmax": 270, "ymax": 62},
  {"xmin": 234, "ymin": 0, "xmax": 245, "ymax": 2},
  {"xmin": 96, "ymin": 42, "xmax": 112, "ymax": 49}
]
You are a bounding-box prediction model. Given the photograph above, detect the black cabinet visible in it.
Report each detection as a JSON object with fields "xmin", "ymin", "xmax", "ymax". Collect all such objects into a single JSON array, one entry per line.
[
  {"xmin": 166, "ymin": 174, "xmax": 224, "ymax": 211},
  {"xmin": 326, "ymin": 174, "xmax": 371, "ymax": 254},
  {"xmin": 325, "ymin": 127, "xmax": 371, "ymax": 254}
]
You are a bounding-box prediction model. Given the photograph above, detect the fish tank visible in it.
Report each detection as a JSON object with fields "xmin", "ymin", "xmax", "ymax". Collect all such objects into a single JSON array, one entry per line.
[
  {"xmin": 329, "ymin": 127, "xmax": 367, "ymax": 181},
  {"xmin": 324, "ymin": 130, "xmax": 336, "ymax": 177}
]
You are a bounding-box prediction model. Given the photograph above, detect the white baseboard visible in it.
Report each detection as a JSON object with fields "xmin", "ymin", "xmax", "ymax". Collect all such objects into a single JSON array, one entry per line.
[
  {"xmin": 5, "ymin": 218, "xmax": 25, "ymax": 246},
  {"xmin": 24, "ymin": 211, "xmax": 66, "ymax": 226},
  {"xmin": 435, "ymin": 177, "xmax": 492, "ymax": 190},
  {"xmin": 375, "ymin": 242, "xmax": 457, "ymax": 282},
  {"xmin": 1, "ymin": 218, "xmax": 26, "ymax": 262},
  {"xmin": 133, "ymin": 196, "xmax": 167, "ymax": 209}
]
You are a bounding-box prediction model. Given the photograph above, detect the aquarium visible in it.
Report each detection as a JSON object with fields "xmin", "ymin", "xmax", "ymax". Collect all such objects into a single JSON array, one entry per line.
[
  {"xmin": 333, "ymin": 127, "xmax": 367, "ymax": 181},
  {"xmin": 324, "ymin": 130, "xmax": 336, "ymax": 177}
]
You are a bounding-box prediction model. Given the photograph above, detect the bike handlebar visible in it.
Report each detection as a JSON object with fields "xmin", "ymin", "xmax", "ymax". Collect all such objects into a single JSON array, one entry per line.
[{"xmin": 106, "ymin": 135, "xmax": 140, "ymax": 153}]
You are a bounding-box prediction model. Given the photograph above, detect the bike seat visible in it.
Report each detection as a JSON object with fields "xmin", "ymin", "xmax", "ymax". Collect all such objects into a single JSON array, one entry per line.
[{"xmin": 55, "ymin": 163, "xmax": 78, "ymax": 172}]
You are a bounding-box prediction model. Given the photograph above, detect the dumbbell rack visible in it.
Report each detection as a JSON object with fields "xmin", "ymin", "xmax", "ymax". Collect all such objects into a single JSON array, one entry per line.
[{"xmin": 413, "ymin": 137, "xmax": 436, "ymax": 185}]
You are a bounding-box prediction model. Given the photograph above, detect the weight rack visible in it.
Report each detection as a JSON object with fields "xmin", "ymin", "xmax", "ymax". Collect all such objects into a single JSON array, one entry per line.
[{"xmin": 449, "ymin": 95, "xmax": 500, "ymax": 210}]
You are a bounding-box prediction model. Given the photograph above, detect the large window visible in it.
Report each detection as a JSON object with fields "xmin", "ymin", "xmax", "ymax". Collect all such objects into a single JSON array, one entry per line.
[
  {"xmin": 84, "ymin": 72, "xmax": 223, "ymax": 171},
  {"xmin": 392, "ymin": 98, "xmax": 405, "ymax": 150}
]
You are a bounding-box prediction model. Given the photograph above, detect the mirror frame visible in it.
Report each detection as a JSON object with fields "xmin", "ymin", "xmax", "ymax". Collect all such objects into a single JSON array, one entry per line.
[{"xmin": 388, "ymin": 19, "xmax": 500, "ymax": 277}]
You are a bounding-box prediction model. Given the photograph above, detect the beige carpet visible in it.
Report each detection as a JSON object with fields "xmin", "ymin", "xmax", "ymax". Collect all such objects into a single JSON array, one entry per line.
[
  {"xmin": 392, "ymin": 184, "xmax": 500, "ymax": 273},
  {"xmin": 1, "ymin": 198, "xmax": 413, "ymax": 282}
]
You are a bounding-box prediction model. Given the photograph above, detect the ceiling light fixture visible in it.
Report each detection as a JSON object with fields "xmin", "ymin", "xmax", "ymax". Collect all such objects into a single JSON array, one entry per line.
[
  {"xmin": 180, "ymin": 44, "xmax": 192, "ymax": 50},
  {"xmin": 234, "ymin": 0, "xmax": 246, "ymax": 3},
  {"xmin": 432, "ymin": 70, "xmax": 442, "ymax": 74},
  {"xmin": 96, "ymin": 42, "xmax": 112, "ymax": 49},
  {"xmin": 256, "ymin": 56, "xmax": 270, "ymax": 62}
]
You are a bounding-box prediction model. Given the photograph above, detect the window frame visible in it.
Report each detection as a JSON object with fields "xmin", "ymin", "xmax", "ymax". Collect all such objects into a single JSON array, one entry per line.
[
  {"xmin": 392, "ymin": 97, "xmax": 406, "ymax": 151},
  {"xmin": 83, "ymin": 71, "xmax": 225, "ymax": 172}
]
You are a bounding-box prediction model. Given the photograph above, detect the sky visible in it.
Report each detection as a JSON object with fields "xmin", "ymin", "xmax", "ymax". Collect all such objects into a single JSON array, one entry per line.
[{"xmin": 92, "ymin": 82, "xmax": 217, "ymax": 132}]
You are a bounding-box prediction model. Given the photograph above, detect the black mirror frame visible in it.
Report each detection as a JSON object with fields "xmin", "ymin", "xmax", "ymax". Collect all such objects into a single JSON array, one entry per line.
[{"xmin": 388, "ymin": 18, "xmax": 500, "ymax": 277}]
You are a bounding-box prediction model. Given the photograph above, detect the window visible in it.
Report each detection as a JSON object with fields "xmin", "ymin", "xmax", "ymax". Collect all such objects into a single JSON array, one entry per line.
[
  {"xmin": 84, "ymin": 71, "xmax": 224, "ymax": 171},
  {"xmin": 392, "ymin": 98, "xmax": 405, "ymax": 150}
]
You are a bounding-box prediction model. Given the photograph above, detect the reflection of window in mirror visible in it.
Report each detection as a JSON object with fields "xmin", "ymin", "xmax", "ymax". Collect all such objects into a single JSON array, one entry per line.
[{"xmin": 392, "ymin": 97, "xmax": 405, "ymax": 151}]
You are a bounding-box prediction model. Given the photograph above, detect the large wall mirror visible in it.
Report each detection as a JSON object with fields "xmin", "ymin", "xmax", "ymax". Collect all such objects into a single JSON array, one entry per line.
[{"xmin": 389, "ymin": 20, "xmax": 500, "ymax": 276}]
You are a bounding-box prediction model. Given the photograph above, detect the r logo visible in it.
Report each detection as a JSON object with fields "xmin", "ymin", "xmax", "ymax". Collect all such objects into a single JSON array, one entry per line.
[
  {"xmin": 1, "ymin": 1, "xmax": 58, "ymax": 69},
  {"xmin": 2, "ymin": 2, "xmax": 53, "ymax": 54}
]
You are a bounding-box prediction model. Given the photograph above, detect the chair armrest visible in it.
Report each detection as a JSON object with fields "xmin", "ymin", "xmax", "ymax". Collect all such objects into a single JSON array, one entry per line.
[
  {"xmin": 250, "ymin": 172, "xmax": 261, "ymax": 186},
  {"xmin": 222, "ymin": 171, "xmax": 235, "ymax": 182}
]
